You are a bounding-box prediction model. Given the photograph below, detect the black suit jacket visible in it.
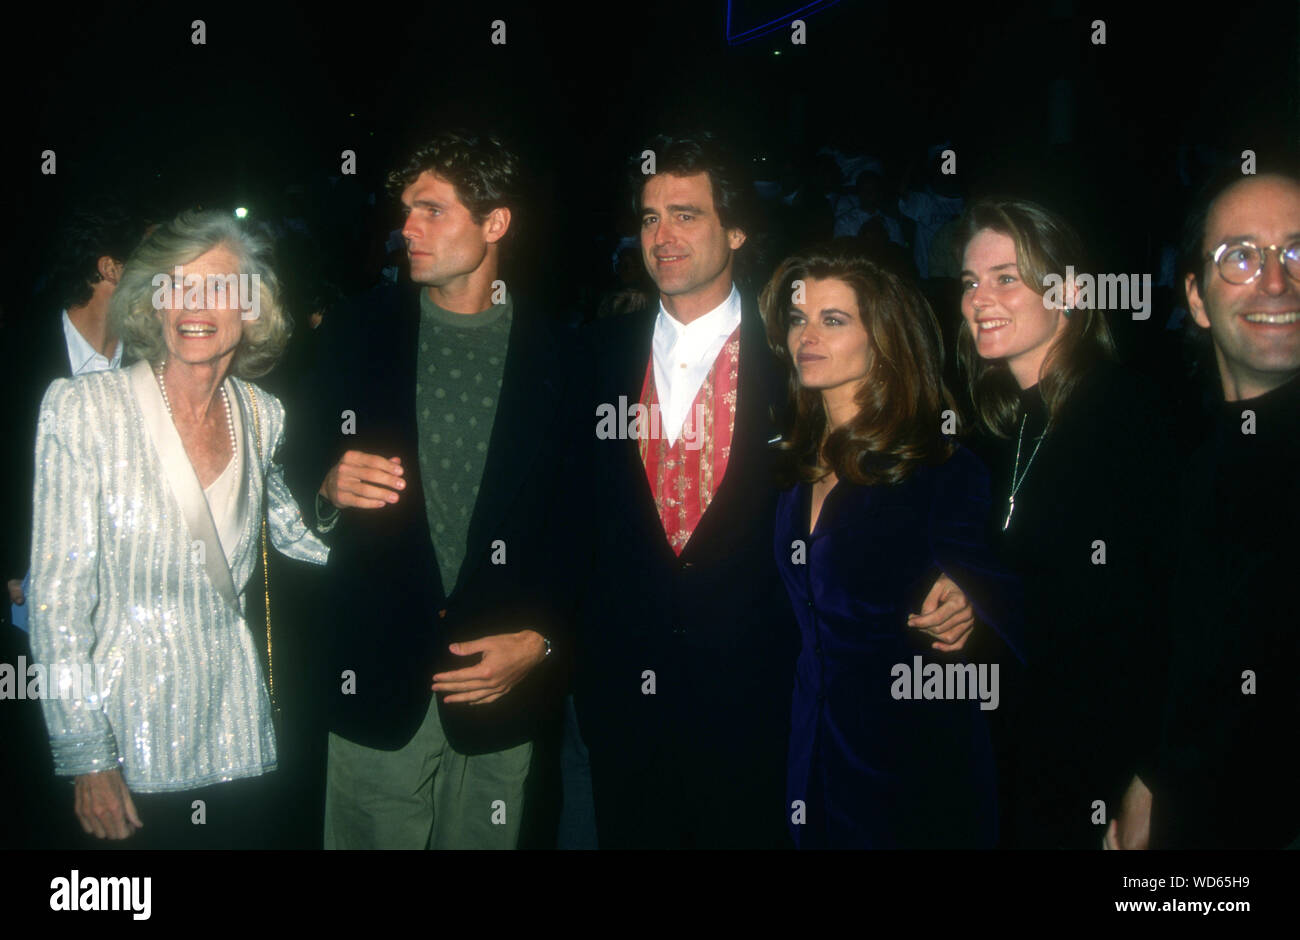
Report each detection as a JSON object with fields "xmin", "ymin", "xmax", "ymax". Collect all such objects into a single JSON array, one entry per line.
[
  {"xmin": 3, "ymin": 310, "xmax": 87, "ymax": 594},
  {"xmin": 283, "ymin": 283, "xmax": 582, "ymax": 755},
  {"xmin": 572, "ymin": 291, "xmax": 799, "ymax": 780}
]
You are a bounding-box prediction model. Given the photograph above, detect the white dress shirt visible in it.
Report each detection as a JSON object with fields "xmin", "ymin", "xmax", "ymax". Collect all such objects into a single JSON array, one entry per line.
[
  {"xmin": 652, "ymin": 283, "xmax": 742, "ymax": 446},
  {"xmin": 62, "ymin": 310, "xmax": 123, "ymax": 375}
]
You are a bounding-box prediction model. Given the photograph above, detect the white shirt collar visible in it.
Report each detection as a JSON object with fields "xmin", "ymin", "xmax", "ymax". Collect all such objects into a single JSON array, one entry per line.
[
  {"xmin": 62, "ymin": 310, "xmax": 123, "ymax": 375},
  {"xmin": 655, "ymin": 283, "xmax": 742, "ymax": 342},
  {"xmin": 650, "ymin": 283, "xmax": 743, "ymax": 447}
]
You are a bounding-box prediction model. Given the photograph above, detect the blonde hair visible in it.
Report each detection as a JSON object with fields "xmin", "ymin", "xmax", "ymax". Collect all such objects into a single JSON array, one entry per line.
[{"xmin": 110, "ymin": 210, "xmax": 291, "ymax": 378}]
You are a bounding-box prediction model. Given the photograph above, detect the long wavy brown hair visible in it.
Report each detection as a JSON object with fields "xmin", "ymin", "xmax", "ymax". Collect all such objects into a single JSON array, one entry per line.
[
  {"xmin": 761, "ymin": 241, "xmax": 956, "ymax": 487},
  {"xmin": 954, "ymin": 197, "xmax": 1117, "ymax": 438}
]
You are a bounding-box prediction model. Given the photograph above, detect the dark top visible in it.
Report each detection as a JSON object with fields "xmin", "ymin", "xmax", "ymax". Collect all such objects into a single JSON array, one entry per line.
[
  {"xmin": 775, "ymin": 445, "xmax": 1024, "ymax": 848},
  {"xmin": 413, "ymin": 290, "xmax": 513, "ymax": 597},
  {"xmin": 1151, "ymin": 372, "xmax": 1300, "ymax": 848},
  {"xmin": 965, "ymin": 361, "xmax": 1179, "ymax": 848}
]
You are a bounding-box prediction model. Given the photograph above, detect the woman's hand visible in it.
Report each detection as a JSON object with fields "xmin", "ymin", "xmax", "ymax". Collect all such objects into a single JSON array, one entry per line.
[
  {"xmin": 908, "ymin": 573, "xmax": 975, "ymax": 651},
  {"xmin": 74, "ymin": 769, "xmax": 142, "ymax": 840}
]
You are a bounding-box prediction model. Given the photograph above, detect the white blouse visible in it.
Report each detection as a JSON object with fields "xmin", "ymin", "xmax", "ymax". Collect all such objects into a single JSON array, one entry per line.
[{"xmin": 202, "ymin": 388, "xmax": 243, "ymax": 568}]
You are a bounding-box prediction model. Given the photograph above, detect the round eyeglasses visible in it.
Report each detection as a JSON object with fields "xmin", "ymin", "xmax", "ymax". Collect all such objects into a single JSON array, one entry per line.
[{"xmin": 1206, "ymin": 240, "xmax": 1300, "ymax": 285}]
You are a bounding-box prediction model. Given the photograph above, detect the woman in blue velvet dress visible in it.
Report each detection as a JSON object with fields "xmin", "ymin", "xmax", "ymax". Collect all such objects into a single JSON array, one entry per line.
[{"xmin": 760, "ymin": 242, "xmax": 1024, "ymax": 848}]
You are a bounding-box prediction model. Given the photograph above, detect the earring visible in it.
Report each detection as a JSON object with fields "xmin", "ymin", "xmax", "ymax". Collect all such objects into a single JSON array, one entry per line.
[{"xmin": 1062, "ymin": 307, "xmax": 1073, "ymax": 319}]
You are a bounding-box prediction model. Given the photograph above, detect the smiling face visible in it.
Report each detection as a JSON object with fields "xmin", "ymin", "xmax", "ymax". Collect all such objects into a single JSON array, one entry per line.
[
  {"xmin": 158, "ymin": 244, "xmax": 245, "ymax": 369},
  {"xmin": 960, "ymin": 228, "xmax": 1068, "ymax": 389},
  {"xmin": 1186, "ymin": 175, "xmax": 1300, "ymax": 401},
  {"xmin": 639, "ymin": 171, "xmax": 745, "ymax": 321},
  {"xmin": 399, "ymin": 171, "xmax": 498, "ymax": 289},
  {"xmin": 788, "ymin": 276, "xmax": 872, "ymax": 407}
]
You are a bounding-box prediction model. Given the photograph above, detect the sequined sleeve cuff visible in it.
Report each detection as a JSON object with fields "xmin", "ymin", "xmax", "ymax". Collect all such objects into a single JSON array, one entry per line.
[{"xmin": 49, "ymin": 732, "xmax": 121, "ymax": 779}]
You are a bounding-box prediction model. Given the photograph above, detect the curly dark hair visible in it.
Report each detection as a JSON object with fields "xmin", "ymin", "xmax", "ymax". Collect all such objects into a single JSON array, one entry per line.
[
  {"xmin": 762, "ymin": 241, "xmax": 956, "ymax": 487},
  {"xmin": 628, "ymin": 130, "xmax": 759, "ymax": 238},
  {"xmin": 385, "ymin": 130, "xmax": 522, "ymax": 234},
  {"xmin": 46, "ymin": 199, "xmax": 148, "ymax": 311}
]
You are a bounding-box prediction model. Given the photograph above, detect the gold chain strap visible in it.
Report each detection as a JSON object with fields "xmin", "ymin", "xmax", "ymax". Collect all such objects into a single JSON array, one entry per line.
[{"xmin": 245, "ymin": 384, "xmax": 275, "ymax": 711}]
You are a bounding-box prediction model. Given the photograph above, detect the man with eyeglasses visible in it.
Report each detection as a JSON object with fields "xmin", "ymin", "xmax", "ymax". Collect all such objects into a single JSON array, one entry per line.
[{"xmin": 1108, "ymin": 169, "xmax": 1300, "ymax": 849}]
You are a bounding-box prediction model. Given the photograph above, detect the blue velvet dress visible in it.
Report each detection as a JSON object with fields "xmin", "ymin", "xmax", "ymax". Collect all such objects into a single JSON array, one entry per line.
[{"xmin": 775, "ymin": 445, "xmax": 1024, "ymax": 848}]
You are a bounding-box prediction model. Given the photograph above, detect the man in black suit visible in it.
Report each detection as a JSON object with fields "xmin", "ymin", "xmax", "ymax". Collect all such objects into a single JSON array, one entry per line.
[
  {"xmin": 284, "ymin": 131, "xmax": 578, "ymax": 849},
  {"xmin": 1, "ymin": 200, "xmax": 145, "ymax": 848},
  {"xmin": 572, "ymin": 132, "xmax": 976, "ymax": 849}
]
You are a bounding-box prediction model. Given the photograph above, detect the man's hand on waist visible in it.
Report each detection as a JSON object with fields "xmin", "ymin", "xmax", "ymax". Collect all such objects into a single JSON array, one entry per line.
[{"xmin": 431, "ymin": 629, "xmax": 548, "ymax": 705}]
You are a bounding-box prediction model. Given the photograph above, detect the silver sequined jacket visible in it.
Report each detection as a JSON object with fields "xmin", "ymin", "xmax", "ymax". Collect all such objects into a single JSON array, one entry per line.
[{"xmin": 28, "ymin": 359, "xmax": 329, "ymax": 792}]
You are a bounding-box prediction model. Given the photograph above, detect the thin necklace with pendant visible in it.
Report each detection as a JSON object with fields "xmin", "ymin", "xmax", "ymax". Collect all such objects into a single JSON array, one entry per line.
[{"xmin": 1004, "ymin": 411, "xmax": 1046, "ymax": 531}]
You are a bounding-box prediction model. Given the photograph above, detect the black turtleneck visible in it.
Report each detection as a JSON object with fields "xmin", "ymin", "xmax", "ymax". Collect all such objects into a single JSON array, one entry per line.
[
  {"xmin": 1017, "ymin": 381, "xmax": 1049, "ymax": 438},
  {"xmin": 964, "ymin": 361, "xmax": 1180, "ymax": 848},
  {"xmin": 1151, "ymin": 371, "xmax": 1300, "ymax": 848}
]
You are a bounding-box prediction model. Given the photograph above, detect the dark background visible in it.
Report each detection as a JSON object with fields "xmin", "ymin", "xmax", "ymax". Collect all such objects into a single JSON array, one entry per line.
[
  {"xmin": 2, "ymin": 0, "xmax": 1297, "ymax": 851},
  {"xmin": 3, "ymin": 0, "xmax": 1296, "ymax": 325}
]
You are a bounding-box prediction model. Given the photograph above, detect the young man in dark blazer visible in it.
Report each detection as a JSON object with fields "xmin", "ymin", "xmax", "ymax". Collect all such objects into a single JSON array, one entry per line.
[
  {"xmin": 283, "ymin": 131, "xmax": 579, "ymax": 849},
  {"xmin": 571, "ymin": 132, "xmax": 976, "ymax": 848}
]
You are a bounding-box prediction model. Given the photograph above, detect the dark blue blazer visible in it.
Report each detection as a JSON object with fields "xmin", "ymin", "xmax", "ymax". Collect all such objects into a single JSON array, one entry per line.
[{"xmin": 774, "ymin": 445, "xmax": 1024, "ymax": 848}]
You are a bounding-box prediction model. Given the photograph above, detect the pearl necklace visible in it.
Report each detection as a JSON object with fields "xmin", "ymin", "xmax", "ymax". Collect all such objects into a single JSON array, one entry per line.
[{"xmin": 154, "ymin": 361, "xmax": 238, "ymax": 455}]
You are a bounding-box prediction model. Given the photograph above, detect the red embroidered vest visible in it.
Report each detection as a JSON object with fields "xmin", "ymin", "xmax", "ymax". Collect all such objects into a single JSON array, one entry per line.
[{"xmin": 639, "ymin": 328, "xmax": 741, "ymax": 554}]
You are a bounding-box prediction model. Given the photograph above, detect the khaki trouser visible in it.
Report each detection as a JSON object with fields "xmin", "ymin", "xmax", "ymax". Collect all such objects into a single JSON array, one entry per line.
[{"xmin": 323, "ymin": 695, "xmax": 532, "ymax": 849}]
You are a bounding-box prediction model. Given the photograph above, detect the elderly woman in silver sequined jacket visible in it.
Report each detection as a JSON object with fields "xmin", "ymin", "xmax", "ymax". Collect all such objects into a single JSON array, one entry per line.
[{"xmin": 28, "ymin": 210, "xmax": 328, "ymax": 845}]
